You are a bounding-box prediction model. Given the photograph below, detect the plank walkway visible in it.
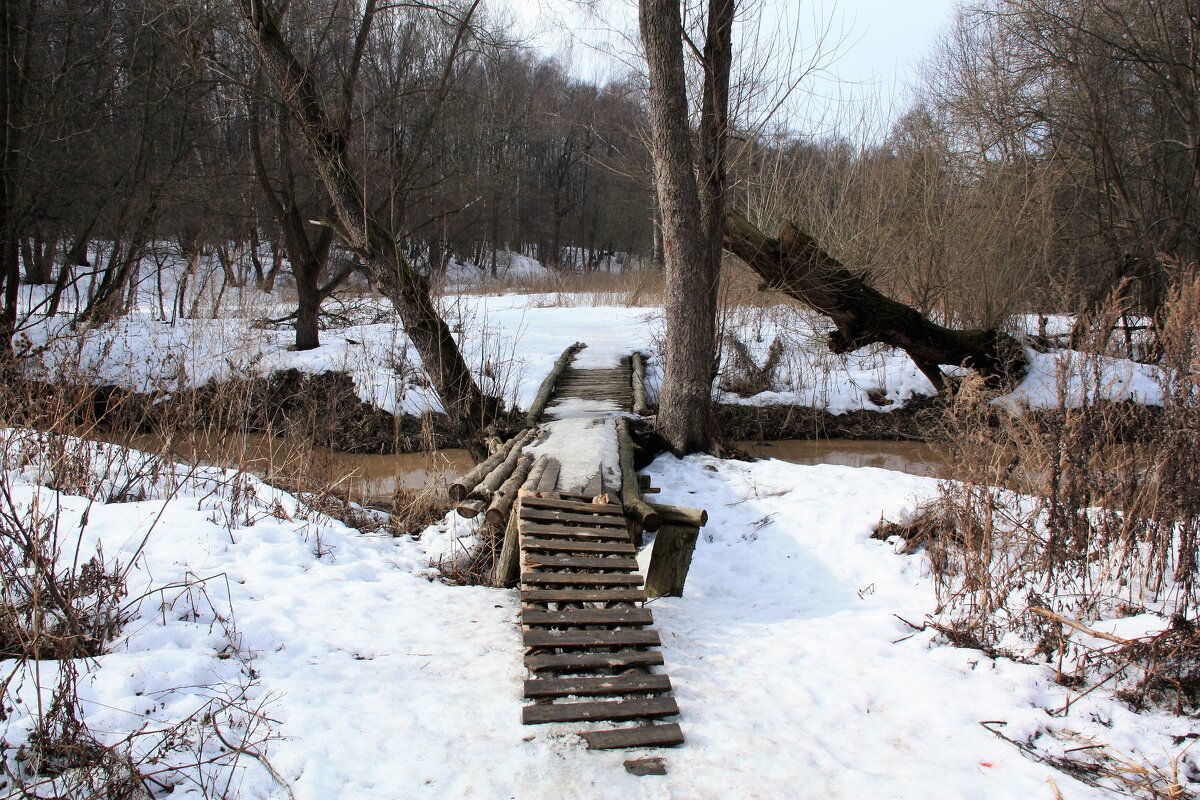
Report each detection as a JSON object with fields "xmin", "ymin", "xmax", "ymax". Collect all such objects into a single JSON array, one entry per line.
[
  {"xmin": 518, "ymin": 492, "xmax": 684, "ymax": 750},
  {"xmin": 517, "ymin": 356, "xmax": 684, "ymax": 751}
]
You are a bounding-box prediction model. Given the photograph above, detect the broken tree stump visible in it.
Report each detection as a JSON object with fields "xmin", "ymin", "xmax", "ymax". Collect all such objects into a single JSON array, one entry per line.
[{"xmin": 645, "ymin": 523, "xmax": 700, "ymax": 598}]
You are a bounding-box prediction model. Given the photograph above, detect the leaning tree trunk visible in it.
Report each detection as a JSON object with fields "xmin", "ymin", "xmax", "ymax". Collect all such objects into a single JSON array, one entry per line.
[
  {"xmin": 723, "ymin": 211, "xmax": 1028, "ymax": 389},
  {"xmin": 240, "ymin": 0, "xmax": 493, "ymax": 437}
]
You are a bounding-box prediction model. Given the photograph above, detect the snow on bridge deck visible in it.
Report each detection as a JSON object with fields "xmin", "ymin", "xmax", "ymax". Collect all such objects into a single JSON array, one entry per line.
[{"xmin": 516, "ymin": 351, "xmax": 685, "ymax": 751}]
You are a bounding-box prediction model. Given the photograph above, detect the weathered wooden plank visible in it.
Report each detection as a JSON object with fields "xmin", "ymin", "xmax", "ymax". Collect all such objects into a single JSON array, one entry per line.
[
  {"xmin": 525, "ymin": 650, "xmax": 664, "ymax": 672},
  {"xmin": 521, "ymin": 572, "xmax": 644, "ymax": 587},
  {"xmin": 522, "ymin": 697, "xmax": 678, "ymax": 724},
  {"xmin": 523, "ymin": 629, "xmax": 661, "ymax": 649},
  {"xmin": 519, "ymin": 508, "xmax": 627, "ymax": 527},
  {"xmin": 523, "ymin": 674, "xmax": 672, "ymax": 699},
  {"xmin": 535, "ymin": 458, "xmax": 561, "ymax": 493},
  {"xmin": 520, "ymin": 496, "xmax": 624, "ymax": 514},
  {"xmin": 522, "ymin": 538, "xmax": 637, "ymax": 556},
  {"xmin": 582, "ymin": 723, "xmax": 685, "ymax": 750},
  {"xmin": 519, "ymin": 588, "xmax": 648, "ymax": 603},
  {"xmin": 522, "ymin": 607, "xmax": 653, "ymax": 626},
  {"xmin": 579, "ymin": 470, "xmax": 604, "ymax": 497},
  {"xmin": 518, "ymin": 523, "xmax": 630, "ymax": 541},
  {"xmin": 523, "ymin": 554, "xmax": 639, "ymax": 571}
]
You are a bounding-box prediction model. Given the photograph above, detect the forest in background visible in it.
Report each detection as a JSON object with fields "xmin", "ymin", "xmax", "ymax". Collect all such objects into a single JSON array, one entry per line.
[{"xmin": 0, "ymin": 0, "xmax": 1196, "ymax": 346}]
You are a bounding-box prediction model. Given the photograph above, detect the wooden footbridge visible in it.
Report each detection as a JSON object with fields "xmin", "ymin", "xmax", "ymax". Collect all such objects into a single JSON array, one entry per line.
[{"xmin": 447, "ymin": 346, "xmax": 706, "ymax": 753}]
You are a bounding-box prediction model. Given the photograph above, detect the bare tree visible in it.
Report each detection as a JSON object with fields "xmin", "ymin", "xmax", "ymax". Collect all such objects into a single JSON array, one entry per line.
[
  {"xmin": 238, "ymin": 0, "xmax": 494, "ymax": 436},
  {"xmin": 639, "ymin": 0, "xmax": 733, "ymax": 454}
]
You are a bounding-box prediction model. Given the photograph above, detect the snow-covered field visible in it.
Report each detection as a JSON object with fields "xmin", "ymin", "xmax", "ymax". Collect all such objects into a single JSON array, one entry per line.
[
  {"xmin": 5, "ymin": 255, "xmax": 1187, "ymax": 798},
  {"xmin": 2, "ymin": 436, "xmax": 1193, "ymax": 798},
  {"xmin": 20, "ymin": 288, "xmax": 1164, "ymax": 420}
]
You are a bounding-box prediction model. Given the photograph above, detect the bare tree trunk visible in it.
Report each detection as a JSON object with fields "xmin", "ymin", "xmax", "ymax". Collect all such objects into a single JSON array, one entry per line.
[
  {"xmin": 723, "ymin": 211, "xmax": 1029, "ymax": 388},
  {"xmin": 639, "ymin": 0, "xmax": 731, "ymax": 454},
  {"xmin": 239, "ymin": 0, "xmax": 493, "ymax": 436}
]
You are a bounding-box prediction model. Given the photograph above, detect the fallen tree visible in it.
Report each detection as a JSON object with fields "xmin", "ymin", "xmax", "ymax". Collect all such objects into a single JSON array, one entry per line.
[{"xmin": 723, "ymin": 211, "xmax": 1029, "ymax": 390}]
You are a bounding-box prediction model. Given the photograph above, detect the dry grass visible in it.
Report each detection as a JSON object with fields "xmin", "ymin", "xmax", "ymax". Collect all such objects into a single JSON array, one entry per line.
[{"xmin": 876, "ymin": 271, "xmax": 1200, "ymax": 722}]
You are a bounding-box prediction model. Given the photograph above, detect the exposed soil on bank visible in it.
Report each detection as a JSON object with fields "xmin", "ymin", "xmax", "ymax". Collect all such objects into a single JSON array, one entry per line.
[
  {"xmin": 30, "ymin": 368, "xmax": 519, "ymax": 456},
  {"xmin": 716, "ymin": 396, "xmax": 948, "ymax": 442}
]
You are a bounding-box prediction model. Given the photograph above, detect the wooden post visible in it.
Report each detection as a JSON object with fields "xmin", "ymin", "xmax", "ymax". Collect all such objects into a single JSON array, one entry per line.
[
  {"xmin": 645, "ymin": 524, "xmax": 700, "ymax": 598},
  {"xmin": 616, "ymin": 417, "xmax": 661, "ymax": 533},
  {"xmin": 526, "ymin": 342, "xmax": 586, "ymax": 426},
  {"xmin": 631, "ymin": 352, "xmax": 651, "ymax": 416},
  {"xmin": 493, "ymin": 502, "xmax": 523, "ymax": 587}
]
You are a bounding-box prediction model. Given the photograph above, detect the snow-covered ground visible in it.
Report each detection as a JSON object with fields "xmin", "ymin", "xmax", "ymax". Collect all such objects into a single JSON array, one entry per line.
[
  {"xmin": 20, "ymin": 290, "xmax": 1163, "ymax": 420},
  {"xmin": 2, "ymin": 436, "xmax": 1192, "ymax": 798}
]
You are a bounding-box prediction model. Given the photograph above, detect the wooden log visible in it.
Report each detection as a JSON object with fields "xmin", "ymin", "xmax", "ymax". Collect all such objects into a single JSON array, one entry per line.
[
  {"xmin": 472, "ymin": 430, "xmax": 535, "ymax": 502},
  {"xmin": 449, "ymin": 428, "xmax": 532, "ymax": 502},
  {"xmin": 646, "ymin": 503, "xmax": 707, "ymax": 528},
  {"xmin": 631, "ymin": 352, "xmax": 651, "ymax": 415},
  {"xmin": 493, "ymin": 502, "xmax": 522, "ymax": 587},
  {"xmin": 535, "ymin": 457, "xmax": 561, "ymax": 493},
  {"xmin": 455, "ymin": 499, "xmax": 486, "ymax": 519},
  {"xmin": 616, "ymin": 418, "xmax": 660, "ymax": 533},
  {"xmin": 522, "ymin": 455, "xmax": 551, "ymax": 494},
  {"xmin": 723, "ymin": 210, "xmax": 1028, "ymax": 389},
  {"xmin": 526, "ymin": 342, "xmax": 586, "ymax": 426},
  {"xmin": 486, "ymin": 453, "xmax": 536, "ymax": 526},
  {"xmin": 645, "ymin": 523, "xmax": 699, "ymax": 598}
]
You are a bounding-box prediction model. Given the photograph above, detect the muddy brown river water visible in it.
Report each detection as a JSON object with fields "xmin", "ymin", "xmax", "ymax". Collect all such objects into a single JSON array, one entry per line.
[
  {"xmin": 114, "ymin": 432, "xmax": 947, "ymax": 505},
  {"xmin": 738, "ymin": 439, "xmax": 950, "ymax": 479}
]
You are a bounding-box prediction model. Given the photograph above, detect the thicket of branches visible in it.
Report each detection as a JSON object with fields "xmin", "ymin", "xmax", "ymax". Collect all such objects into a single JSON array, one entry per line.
[
  {"xmin": 733, "ymin": 0, "xmax": 1200, "ymax": 335},
  {"xmin": 0, "ymin": 0, "xmax": 654, "ymax": 347}
]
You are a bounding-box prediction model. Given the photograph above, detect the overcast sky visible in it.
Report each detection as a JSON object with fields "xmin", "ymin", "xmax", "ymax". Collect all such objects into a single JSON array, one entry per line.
[{"xmin": 503, "ymin": 0, "xmax": 960, "ymax": 135}]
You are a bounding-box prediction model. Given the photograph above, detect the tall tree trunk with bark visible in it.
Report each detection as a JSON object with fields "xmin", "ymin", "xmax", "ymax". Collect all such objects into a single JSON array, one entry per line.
[
  {"xmin": 239, "ymin": 0, "xmax": 493, "ymax": 437},
  {"xmin": 640, "ymin": 0, "xmax": 732, "ymax": 454}
]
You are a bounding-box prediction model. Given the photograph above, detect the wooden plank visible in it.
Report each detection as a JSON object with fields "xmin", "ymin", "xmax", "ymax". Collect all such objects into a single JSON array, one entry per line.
[
  {"xmin": 519, "ymin": 588, "xmax": 648, "ymax": 603},
  {"xmin": 582, "ymin": 723, "xmax": 685, "ymax": 750},
  {"xmin": 521, "ymin": 572, "xmax": 644, "ymax": 587},
  {"xmin": 523, "ymin": 554, "xmax": 639, "ymax": 571},
  {"xmin": 522, "ymin": 538, "xmax": 637, "ymax": 556},
  {"xmin": 525, "ymin": 650, "xmax": 664, "ymax": 673},
  {"xmin": 523, "ymin": 674, "xmax": 672, "ymax": 699},
  {"xmin": 535, "ymin": 458, "xmax": 561, "ymax": 493},
  {"xmin": 520, "ymin": 496, "xmax": 623, "ymax": 514},
  {"xmin": 581, "ymin": 470, "xmax": 604, "ymax": 497},
  {"xmin": 522, "ymin": 697, "xmax": 678, "ymax": 725},
  {"xmin": 519, "ymin": 508, "xmax": 627, "ymax": 527},
  {"xmin": 522, "ymin": 607, "xmax": 652, "ymax": 626},
  {"xmin": 518, "ymin": 523, "xmax": 630, "ymax": 541},
  {"xmin": 523, "ymin": 629, "xmax": 661, "ymax": 649}
]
